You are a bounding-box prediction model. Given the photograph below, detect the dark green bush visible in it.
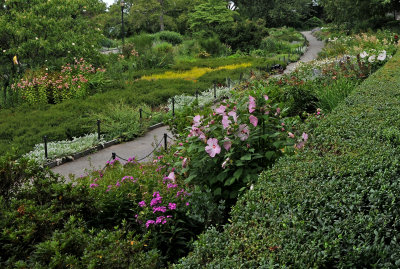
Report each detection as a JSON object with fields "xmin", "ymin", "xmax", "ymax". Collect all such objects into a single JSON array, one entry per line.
[
  {"xmin": 154, "ymin": 31, "xmax": 184, "ymax": 45},
  {"xmin": 305, "ymin": 16, "xmax": 323, "ymax": 29},
  {"xmin": 198, "ymin": 36, "xmax": 226, "ymax": 57},
  {"xmin": 215, "ymin": 19, "xmax": 269, "ymax": 52},
  {"xmin": 175, "ymin": 50, "xmax": 400, "ymax": 267}
]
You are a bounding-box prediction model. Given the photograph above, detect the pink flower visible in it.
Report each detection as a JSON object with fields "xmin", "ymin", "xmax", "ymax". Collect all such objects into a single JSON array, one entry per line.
[
  {"xmin": 223, "ymin": 139, "xmax": 232, "ymax": 151},
  {"xmin": 222, "ymin": 158, "xmax": 230, "ymax": 169},
  {"xmin": 182, "ymin": 157, "xmax": 188, "ymax": 168},
  {"xmin": 146, "ymin": 220, "xmax": 155, "ymax": 228},
  {"xmin": 222, "ymin": 115, "xmax": 231, "ymax": 129},
  {"xmin": 264, "ymin": 95, "xmax": 269, "ymax": 101},
  {"xmin": 164, "ymin": 172, "xmax": 176, "ymax": 183},
  {"xmin": 276, "ymin": 107, "xmax": 281, "ymax": 115},
  {"xmin": 288, "ymin": 132, "xmax": 295, "ymax": 138},
  {"xmin": 249, "ymin": 115, "xmax": 258, "ymax": 127},
  {"xmin": 139, "ymin": 201, "xmax": 147, "ymax": 207},
  {"xmin": 237, "ymin": 124, "xmax": 250, "ymax": 141},
  {"xmin": 167, "ymin": 183, "xmax": 178, "ymax": 189},
  {"xmin": 205, "ymin": 138, "xmax": 221, "ymax": 157},
  {"xmin": 249, "ymin": 96, "xmax": 256, "ymax": 113},
  {"xmin": 193, "ymin": 115, "xmax": 202, "ymax": 127},
  {"xmin": 302, "ymin": 132, "xmax": 308, "ymax": 141},
  {"xmin": 153, "ymin": 206, "xmax": 167, "ymax": 213},
  {"xmin": 295, "ymin": 141, "xmax": 305, "ymax": 149},
  {"xmin": 89, "ymin": 183, "xmax": 99, "ymax": 189},
  {"xmin": 228, "ymin": 111, "xmax": 238, "ymax": 122},
  {"xmin": 168, "ymin": 203, "xmax": 177, "ymax": 210},
  {"xmin": 215, "ymin": 105, "xmax": 226, "ymax": 115}
]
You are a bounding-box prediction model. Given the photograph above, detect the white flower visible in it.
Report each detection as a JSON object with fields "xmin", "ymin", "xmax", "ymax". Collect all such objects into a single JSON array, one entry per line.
[
  {"xmin": 2, "ymin": 50, "xmax": 5, "ymax": 53},
  {"xmin": 35, "ymin": 37, "xmax": 38, "ymax": 40},
  {"xmin": 68, "ymin": 51, "xmax": 70, "ymax": 53},
  {"xmin": 360, "ymin": 51, "xmax": 368, "ymax": 59},
  {"xmin": 377, "ymin": 50, "xmax": 386, "ymax": 61},
  {"xmin": 72, "ymin": 43, "xmax": 75, "ymax": 46},
  {"xmin": 368, "ymin": 55, "xmax": 376, "ymax": 63}
]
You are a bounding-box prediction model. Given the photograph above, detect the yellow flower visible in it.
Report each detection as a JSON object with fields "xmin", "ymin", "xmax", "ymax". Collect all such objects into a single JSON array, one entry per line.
[{"xmin": 13, "ymin": 55, "xmax": 18, "ymax": 65}]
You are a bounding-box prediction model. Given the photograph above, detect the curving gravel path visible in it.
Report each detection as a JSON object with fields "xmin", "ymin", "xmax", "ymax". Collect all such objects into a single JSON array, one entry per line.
[
  {"xmin": 284, "ymin": 31, "xmax": 325, "ymax": 74},
  {"xmin": 51, "ymin": 30, "xmax": 324, "ymax": 181}
]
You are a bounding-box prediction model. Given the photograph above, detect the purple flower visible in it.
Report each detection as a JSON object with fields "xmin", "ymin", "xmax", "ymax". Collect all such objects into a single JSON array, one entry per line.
[
  {"xmin": 153, "ymin": 206, "xmax": 167, "ymax": 213},
  {"xmin": 249, "ymin": 96, "xmax": 256, "ymax": 113},
  {"xmin": 89, "ymin": 183, "xmax": 99, "ymax": 189},
  {"xmin": 156, "ymin": 216, "xmax": 167, "ymax": 224},
  {"xmin": 115, "ymin": 181, "xmax": 121, "ymax": 187},
  {"xmin": 249, "ymin": 115, "xmax": 258, "ymax": 127},
  {"xmin": 228, "ymin": 111, "xmax": 238, "ymax": 122},
  {"xmin": 150, "ymin": 197, "xmax": 162, "ymax": 207},
  {"xmin": 167, "ymin": 183, "xmax": 178, "ymax": 189},
  {"xmin": 146, "ymin": 220, "xmax": 155, "ymax": 228},
  {"xmin": 205, "ymin": 138, "xmax": 221, "ymax": 158},
  {"xmin": 168, "ymin": 203, "xmax": 177, "ymax": 210},
  {"xmin": 139, "ymin": 201, "xmax": 147, "ymax": 207}
]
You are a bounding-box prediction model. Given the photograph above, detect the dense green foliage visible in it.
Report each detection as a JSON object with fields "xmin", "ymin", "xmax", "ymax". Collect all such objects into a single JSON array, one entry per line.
[
  {"xmin": 0, "ymin": 154, "xmax": 224, "ymax": 267},
  {"xmin": 320, "ymin": 0, "xmax": 400, "ymax": 30},
  {"xmin": 175, "ymin": 49, "xmax": 400, "ymax": 268},
  {"xmin": 233, "ymin": 0, "xmax": 315, "ymax": 28}
]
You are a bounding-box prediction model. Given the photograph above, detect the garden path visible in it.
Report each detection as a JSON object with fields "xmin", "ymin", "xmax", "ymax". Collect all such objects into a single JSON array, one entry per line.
[
  {"xmin": 283, "ymin": 30, "xmax": 324, "ymax": 74},
  {"xmin": 51, "ymin": 30, "xmax": 324, "ymax": 182},
  {"xmin": 51, "ymin": 125, "xmax": 172, "ymax": 181}
]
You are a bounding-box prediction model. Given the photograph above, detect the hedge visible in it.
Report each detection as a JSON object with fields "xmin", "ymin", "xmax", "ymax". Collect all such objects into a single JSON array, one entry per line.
[{"xmin": 175, "ymin": 50, "xmax": 400, "ymax": 267}]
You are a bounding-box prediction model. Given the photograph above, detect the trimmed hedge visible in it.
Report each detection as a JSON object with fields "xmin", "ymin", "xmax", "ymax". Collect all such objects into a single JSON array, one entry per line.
[{"xmin": 175, "ymin": 51, "xmax": 400, "ymax": 267}]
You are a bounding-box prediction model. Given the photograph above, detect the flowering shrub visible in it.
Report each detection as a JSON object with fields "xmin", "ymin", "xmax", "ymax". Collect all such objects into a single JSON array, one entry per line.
[
  {"xmin": 78, "ymin": 157, "xmax": 223, "ymax": 263},
  {"xmin": 11, "ymin": 58, "xmax": 106, "ymax": 105},
  {"xmin": 165, "ymin": 85, "xmax": 307, "ymax": 201}
]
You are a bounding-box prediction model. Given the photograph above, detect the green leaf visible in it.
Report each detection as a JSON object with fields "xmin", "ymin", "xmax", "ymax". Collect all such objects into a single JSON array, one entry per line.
[
  {"xmin": 265, "ymin": 151, "xmax": 275, "ymax": 160},
  {"xmin": 233, "ymin": 168, "xmax": 243, "ymax": 179},
  {"xmin": 240, "ymin": 154, "xmax": 252, "ymax": 161},
  {"xmin": 224, "ymin": 177, "xmax": 236, "ymax": 186},
  {"xmin": 214, "ymin": 187, "xmax": 222, "ymax": 196}
]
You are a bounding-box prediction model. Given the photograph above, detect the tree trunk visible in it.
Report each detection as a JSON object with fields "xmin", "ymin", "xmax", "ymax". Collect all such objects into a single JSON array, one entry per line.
[{"xmin": 159, "ymin": 0, "xmax": 165, "ymax": 31}]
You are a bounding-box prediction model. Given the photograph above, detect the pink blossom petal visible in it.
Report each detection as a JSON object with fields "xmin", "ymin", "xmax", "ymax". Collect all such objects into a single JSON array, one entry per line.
[
  {"xmin": 223, "ymin": 139, "xmax": 232, "ymax": 151},
  {"xmin": 249, "ymin": 115, "xmax": 258, "ymax": 127},
  {"xmin": 249, "ymin": 95, "xmax": 256, "ymax": 113},
  {"xmin": 205, "ymin": 138, "xmax": 221, "ymax": 157}
]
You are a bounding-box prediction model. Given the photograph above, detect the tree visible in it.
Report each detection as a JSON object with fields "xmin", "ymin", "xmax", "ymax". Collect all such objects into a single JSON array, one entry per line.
[
  {"xmin": 0, "ymin": 0, "xmax": 105, "ymax": 69},
  {"xmin": 233, "ymin": 0, "xmax": 314, "ymax": 28},
  {"xmin": 0, "ymin": 0, "xmax": 106, "ymax": 105},
  {"xmin": 319, "ymin": 0, "xmax": 393, "ymax": 29},
  {"xmin": 188, "ymin": 0, "xmax": 239, "ymax": 33}
]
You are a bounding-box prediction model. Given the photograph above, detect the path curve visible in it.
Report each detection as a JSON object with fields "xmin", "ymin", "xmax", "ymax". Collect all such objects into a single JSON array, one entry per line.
[
  {"xmin": 284, "ymin": 31, "xmax": 325, "ymax": 74},
  {"xmin": 52, "ymin": 30, "xmax": 324, "ymax": 181},
  {"xmin": 51, "ymin": 126, "xmax": 172, "ymax": 181}
]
